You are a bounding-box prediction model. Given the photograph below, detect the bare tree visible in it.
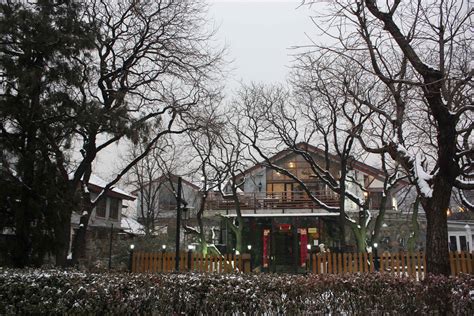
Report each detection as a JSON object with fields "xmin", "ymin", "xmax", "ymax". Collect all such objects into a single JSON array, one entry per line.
[
  {"xmin": 212, "ymin": 121, "xmax": 250, "ymax": 254},
  {"xmin": 126, "ymin": 137, "xmax": 173, "ymax": 236},
  {"xmin": 181, "ymin": 102, "xmax": 226, "ymax": 256},
  {"xmin": 36, "ymin": 0, "xmax": 225, "ymax": 264},
  {"xmin": 237, "ymin": 79, "xmax": 404, "ymax": 252},
  {"xmin": 301, "ymin": 0, "xmax": 472, "ymax": 274}
]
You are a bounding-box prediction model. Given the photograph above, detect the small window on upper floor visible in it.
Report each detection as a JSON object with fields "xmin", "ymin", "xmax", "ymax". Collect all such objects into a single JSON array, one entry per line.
[
  {"xmin": 109, "ymin": 198, "xmax": 120, "ymax": 220},
  {"xmin": 95, "ymin": 198, "xmax": 106, "ymax": 218}
]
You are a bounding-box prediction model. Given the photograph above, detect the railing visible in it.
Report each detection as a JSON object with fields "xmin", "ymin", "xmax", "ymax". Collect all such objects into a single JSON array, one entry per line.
[
  {"xmin": 131, "ymin": 251, "xmax": 251, "ymax": 273},
  {"xmin": 206, "ymin": 191, "xmax": 339, "ymax": 211}
]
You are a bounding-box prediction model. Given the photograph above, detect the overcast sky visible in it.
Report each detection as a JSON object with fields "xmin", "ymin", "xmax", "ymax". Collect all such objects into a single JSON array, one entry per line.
[{"xmin": 208, "ymin": 0, "xmax": 317, "ymax": 90}]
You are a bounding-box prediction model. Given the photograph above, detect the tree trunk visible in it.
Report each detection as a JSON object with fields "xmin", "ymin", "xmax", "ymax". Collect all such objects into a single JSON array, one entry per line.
[
  {"xmin": 54, "ymin": 210, "xmax": 72, "ymax": 267},
  {"xmin": 13, "ymin": 201, "xmax": 30, "ymax": 268},
  {"xmin": 71, "ymin": 215, "xmax": 90, "ymax": 265},
  {"xmin": 407, "ymin": 198, "xmax": 420, "ymax": 253},
  {"xmin": 235, "ymin": 225, "xmax": 243, "ymax": 253},
  {"xmin": 71, "ymin": 194, "xmax": 92, "ymax": 265},
  {"xmin": 200, "ymin": 240, "xmax": 208, "ymax": 256},
  {"xmin": 369, "ymin": 196, "xmax": 388, "ymax": 246},
  {"xmin": 338, "ymin": 174, "xmax": 347, "ymax": 248},
  {"xmin": 350, "ymin": 224, "xmax": 367, "ymax": 252},
  {"xmin": 423, "ymin": 200, "xmax": 450, "ymax": 275},
  {"xmin": 13, "ymin": 152, "xmax": 35, "ymax": 267}
]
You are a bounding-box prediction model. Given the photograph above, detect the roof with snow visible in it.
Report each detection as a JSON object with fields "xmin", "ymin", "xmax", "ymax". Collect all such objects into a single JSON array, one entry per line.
[
  {"xmin": 121, "ymin": 216, "xmax": 145, "ymax": 235},
  {"xmin": 69, "ymin": 173, "xmax": 136, "ymax": 200}
]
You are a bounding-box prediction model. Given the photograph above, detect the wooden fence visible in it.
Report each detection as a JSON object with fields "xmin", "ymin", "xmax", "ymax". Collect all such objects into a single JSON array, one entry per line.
[
  {"xmin": 131, "ymin": 251, "xmax": 473, "ymax": 279},
  {"xmin": 310, "ymin": 251, "xmax": 425, "ymax": 279},
  {"xmin": 131, "ymin": 251, "xmax": 251, "ymax": 273}
]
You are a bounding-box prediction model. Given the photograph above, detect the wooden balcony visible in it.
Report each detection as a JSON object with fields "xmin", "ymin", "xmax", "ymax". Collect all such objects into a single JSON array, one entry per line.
[{"xmin": 206, "ymin": 191, "xmax": 339, "ymax": 211}]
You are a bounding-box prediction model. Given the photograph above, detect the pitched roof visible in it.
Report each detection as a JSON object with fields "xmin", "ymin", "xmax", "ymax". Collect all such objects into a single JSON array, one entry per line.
[
  {"xmin": 121, "ymin": 215, "xmax": 145, "ymax": 235},
  {"xmin": 130, "ymin": 173, "xmax": 200, "ymax": 195},
  {"xmin": 87, "ymin": 175, "xmax": 136, "ymax": 200},
  {"xmin": 240, "ymin": 142, "xmax": 405, "ymax": 184}
]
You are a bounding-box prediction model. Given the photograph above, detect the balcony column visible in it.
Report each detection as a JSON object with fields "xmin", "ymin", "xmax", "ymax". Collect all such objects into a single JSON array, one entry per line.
[{"xmin": 465, "ymin": 224, "xmax": 472, "ymax": 252}]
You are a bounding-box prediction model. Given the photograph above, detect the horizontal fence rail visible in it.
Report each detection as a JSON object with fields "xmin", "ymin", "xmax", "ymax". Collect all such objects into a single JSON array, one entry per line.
[{"xmin": 131, "ymin": 251, "xmax": 473, "ymax": 279}]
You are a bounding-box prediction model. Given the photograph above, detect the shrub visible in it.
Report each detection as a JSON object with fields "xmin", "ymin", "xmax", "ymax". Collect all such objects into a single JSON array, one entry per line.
[{"xmin": 0, "ymin": 268, "xmax": 472, "ymax": 315}]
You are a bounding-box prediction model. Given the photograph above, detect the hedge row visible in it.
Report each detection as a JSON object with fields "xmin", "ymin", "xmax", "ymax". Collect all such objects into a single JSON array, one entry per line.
[{"xmin": 0, "ymin": 268, "xmax": 472, "ymax": 314}]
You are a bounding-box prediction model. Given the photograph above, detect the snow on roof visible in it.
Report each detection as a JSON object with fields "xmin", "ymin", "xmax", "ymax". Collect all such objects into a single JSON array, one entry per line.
[
  {"xmin": 70, "ymin": 173, "xmax": 136, "ymax": 200},
  {"xmin": 88, "ymin": 175, "xmax": 135, "ymax": 199},
  {"xmin": 121, "ymin": 216, "xmax": 145, "ymax": 235}
]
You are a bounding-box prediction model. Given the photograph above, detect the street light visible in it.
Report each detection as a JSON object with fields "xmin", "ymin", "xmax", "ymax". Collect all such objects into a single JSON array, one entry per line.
[
  {"xmin": 373, "ymin": 243, "xmax": 379, "ymax": 271},
  {"xmin": 161, "ymin": 244, "xmax": 167, "ymax": 272},
  {"xmin": 247, "ymin": 245, "xmax": 253, "ymax": 272},
  {"xmin": 307, "ymin": 244, "xmax": 312, "ymax": 272},
  {"xmin": 128, "ymin": 244, "xmax": 135, "ymax": 272}
]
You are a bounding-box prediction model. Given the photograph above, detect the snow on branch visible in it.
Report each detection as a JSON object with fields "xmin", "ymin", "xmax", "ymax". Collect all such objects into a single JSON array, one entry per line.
[
  {"xmin": 183, "ymin": 225, "xmax": 200, "ymax": 235},
  {"xmin": 454, "ymin": 177, "xmax": 474, "ymax": 190},
  {"xmin": 414, "ymin": 154, "xmax": 434, "ymax": 198}
]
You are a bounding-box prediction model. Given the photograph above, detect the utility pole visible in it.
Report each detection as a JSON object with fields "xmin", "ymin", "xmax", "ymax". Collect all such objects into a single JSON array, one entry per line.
[
  {"xmin": 108, "ymin": 223, "xmax": 113, "ymax": 270},
  {"xmin": 175, "ymin": 177, "xmax": 182, "ymax": 271}
]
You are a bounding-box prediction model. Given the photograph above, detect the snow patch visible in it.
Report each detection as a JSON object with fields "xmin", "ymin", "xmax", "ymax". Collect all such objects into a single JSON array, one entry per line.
[{"xmin": 414, "ymin": 155, "xmax": 433, "ymax": 198}]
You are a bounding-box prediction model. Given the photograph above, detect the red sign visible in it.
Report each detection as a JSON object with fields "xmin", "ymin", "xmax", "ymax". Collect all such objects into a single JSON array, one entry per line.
[
  {"xmin": 299, "ymin": 228, "xmax": 308, "ymax": 267},
  {"xmin": 263, "ymin": 229, "xmax": 270, "ymax": 268},
  {"xmin": 278, "ymin": 224, "xmax": 291, "ymax": 232}
]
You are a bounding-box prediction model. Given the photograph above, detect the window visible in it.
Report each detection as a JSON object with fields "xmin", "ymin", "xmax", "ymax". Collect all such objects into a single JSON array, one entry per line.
[
  {"xmin": 109, "ymin": 198, "xmax": 120, "ymax": 220},
  {"xmin": 449, "ymin": 236, "xmax": 457, "ymax": 251},
  {"xmin": 95, "ymin": 198, "xmax": 106, "ymax": 218},
  {"xmin": 459, "ymin": 236, "xmax": 467, "ymax": 251},
  {"xmin": 369, "ymin": 192, "xmax": 383, "ymax": 209}
]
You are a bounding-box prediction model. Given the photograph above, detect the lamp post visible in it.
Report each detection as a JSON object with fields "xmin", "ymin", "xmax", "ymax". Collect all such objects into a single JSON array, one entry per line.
[
  {"xmin": 128, "ymin": 244, "xmax": 135, "ymax": 272},
  {"xmin": 161, "ymin": 244, "xmax": 166, "ymax": 272},
  {"xmin": 175, "ymin": 177, "xmax": 182, "ymax": 271},
  {"xmin": 373, "ymin": 243, "xmax": 379, "ymax": 271},
  {"xmin": 247, "ymin": 244, "xmax": 252, "ymax": 272},
  {"xmin": 108, "ymin": 223, "xmax": 114, "ymax": 270},
  {"xmin": 187, "ymin": 244, "xmax": 195, "ymax": 271}
]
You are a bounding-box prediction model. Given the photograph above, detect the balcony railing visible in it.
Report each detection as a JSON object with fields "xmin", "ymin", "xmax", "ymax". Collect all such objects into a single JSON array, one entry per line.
[{"xmin": 205, "ymin": 191, "xmax": 339, "ymax": 211}]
